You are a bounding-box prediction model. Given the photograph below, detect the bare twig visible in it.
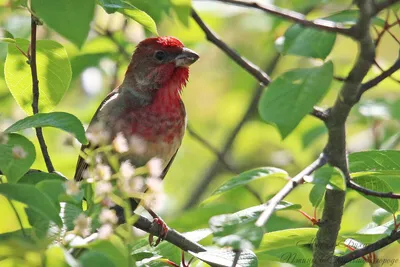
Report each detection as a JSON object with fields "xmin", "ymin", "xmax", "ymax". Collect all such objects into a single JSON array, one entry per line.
[
  {"xmin": 199, "ymin": 0, "xmax": 352, "ymax": 36},
  {"xmin": 187, "ymin": 124, "xmax": 236, "ymax": 173},
  {"xmin": 191, "ymin": 9, "xmax": 271, "ymax": 85},
  {"xmin": 231, "ymin": 250, "xmax": 241, "ymax": 267},
  {"xmin": 311, "ymin": 107, "xmax": 329, "ymax": 121},
  {"xmin": 357, "ymin": 57, "xmax": 400, "ymax": 99},
  {"xmin": 347, "ymin": 179, "xmax": 400, "ymax": 199},
  {"xmin": 336, "ymin": 231, "xmax": 400, "ymax": 265},
  {"xmin": 29, "ymin": 15, "xmax": 55, "ymax": 173},
  {"xmin": 255, "ymin": 153, "xmax": 327, "ymax": 227}
]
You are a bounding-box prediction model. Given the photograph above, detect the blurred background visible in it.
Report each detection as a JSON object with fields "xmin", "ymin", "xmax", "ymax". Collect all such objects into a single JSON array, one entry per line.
[{"xmin": 0, "ymin": 0, "xmax": 399, "ymax": 266}]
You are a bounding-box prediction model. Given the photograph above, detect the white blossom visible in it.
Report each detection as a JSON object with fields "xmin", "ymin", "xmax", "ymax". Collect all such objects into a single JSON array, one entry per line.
[
  {"xmin": 112, "ymin": 132, "xmax": 129, "ymax": 153},
  {"xmin": 98, "ymin": 224, "xmax": 113, "ymax": 240},
  {"xmin": 12, "ymin": 146, "xmax": 27, "ymax": 159},
  {"xmin": 99, "ymin": 209, "xmax": 118, "ymax": 225},
  {"xmin": 129, "ymin": 135, "xmax": 147, "ymax": 155},
  {"xmin": 119, "ymin": 176, "xmax": 144, "ymax": 196},
  {"xmin": 144, "ymin": 192, "xmax": 166, "ymax": 212},
  {"xmin": 119, "ymin": 160, "xmax": 135, "ymax": 179},
  {"xmin": 73, "ymin": 214, "xmax": 92, "ymax": 237},
  {"xmin": 86, "ymin": 122, "xmax": 110, "ymax": 145},
  {"xmin": 65, "ymin": 180, "xmax": 80, "ymax": 196},
  {"xmin": 146, "ymin": 177, "xmax": 163, "ymax": 193},
  {"xmin": 146, "ymin": 158, "xmax": 163, "ymax": 178},
  {"xmin": 94, "ymin": 164, "xmax": 112, "ymax": 181},
  {"xmin": 95, "ymin": 181, "xmax": 113, "ymax": 198}
]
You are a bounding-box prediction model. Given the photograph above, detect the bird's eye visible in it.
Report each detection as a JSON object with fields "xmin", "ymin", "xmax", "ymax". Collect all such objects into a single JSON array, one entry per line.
[{"xmin": 154, "ymin": 50, "xmax": 166, "ymax": 61}]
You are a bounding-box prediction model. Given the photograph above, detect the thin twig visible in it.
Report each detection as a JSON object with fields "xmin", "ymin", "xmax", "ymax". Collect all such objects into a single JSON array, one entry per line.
[
  {"xmin": 336, "ymin": 231, "xmax": 400, "ymax": 265},
  {"xmin": 187, "ymin": 124, "xmax": 236, "ymax": 173},
  {"xmin": 191, "ymin": 9, "xmax": 271, "ymax": 85},
  {"xmin": 357, "ymin": 57, "xmax": 400, "ymax": 99},
  {"xmin": 255, "ymin": 153, "xmax": 328, "ymax": 227},
  {"xmin": 231, "ymin": 250, "xmax": 241, "ymax": 267},
  {"xmin": 199, "ymin": 0, "xmax": 352, "ymax": 36},
  {"xmin": 311, "ymin": 107, "xmax": 329, "ymax": 121},
  {"xmin": 29, "ymin": 15, "xmax": 55, "ymax": 173},
  {"xmin": 347, "ymin": 179, "xmax": 400, "ymax": 199}
]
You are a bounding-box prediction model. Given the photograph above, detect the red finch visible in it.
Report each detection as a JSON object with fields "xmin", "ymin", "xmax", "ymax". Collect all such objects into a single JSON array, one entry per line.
[{"xmin": 74, "ymin": 36, "xmax": 199, "ymax": 245}]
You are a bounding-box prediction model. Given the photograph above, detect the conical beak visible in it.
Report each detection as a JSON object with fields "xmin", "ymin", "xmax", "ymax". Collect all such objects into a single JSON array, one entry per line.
[{"xmin": 175, "ymin": 47, "xmax": 199, "ymax": 67}]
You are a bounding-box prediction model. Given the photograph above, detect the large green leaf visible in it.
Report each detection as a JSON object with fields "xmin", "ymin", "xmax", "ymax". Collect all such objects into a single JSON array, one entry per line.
[
  {"xmin": 0, "ymin": 183, "xmax": 62, "ymax": 226},
  {"xmin": 258, "ymin": 61, "xmax": 333, "ymax": 138},
  {"xmin": 98, "ymin": 0, "xmax": 158, "ymax": 35},
  {"xmin": 206, "ymin": 167, "xmax": 288, "ymax": 202},
  {"xmin": 209, "ymin": 202, "xmax": 301, "ymax": 250},
  {"xmin": 256, "ymin": 228, "xmax": 318, "ymax": 252},
  {"xmin": 80, "ymin": 251, "xmax": 115, "ymax": 267},
  {"xmin": 170, "ymin": 0, "xmax": 192, "ymax": 26},
  {"xmin": 5, "ymin": 112, "xmax": 88, "ymax": 144},
  {"xmin": 279, "ymin": 25, "xmax": 336, "ymax": 59},
  {"xmin": 86, "ymin": 235, "xmax": 130, "ymax": 267},
  {"xmin": 349, "ymin": 150, "xmax": 400, "ymax": 174},
  {"xmin": 18, "ymin": 171, "xmax": 65, "ymax": 185},
  {"xmin": 190, "ymin": 249, "xmax": 258, "ymax": 267},
  {"xmin": 31, "ymin": 0, "xmax": 95, "ymax": 47},
  {"xmin": 352, "ymin": 176, "xmax": 398, "ymax": 213},
  {"xmin": 324, "ymin": 10, "xmax": 386, "ymax": 27},
  {"xmin": 0, "ymin": 133, "xmax": 35, "ymax": 183},
  {"xmin": 5, "ymin": 39, "xmax": 72, "ymax": 114}
]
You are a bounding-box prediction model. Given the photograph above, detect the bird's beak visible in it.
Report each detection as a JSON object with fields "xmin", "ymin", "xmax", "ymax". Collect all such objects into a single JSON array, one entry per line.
[{"xmin": 175, "ymin": 47, "xmax": 199, "ymax": 67}]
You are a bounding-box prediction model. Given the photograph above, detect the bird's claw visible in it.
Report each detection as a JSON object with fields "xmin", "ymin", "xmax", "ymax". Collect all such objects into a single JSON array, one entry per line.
[{"xmin": 149, "ymin": 217, "xmax": 169, "ymax": 247}]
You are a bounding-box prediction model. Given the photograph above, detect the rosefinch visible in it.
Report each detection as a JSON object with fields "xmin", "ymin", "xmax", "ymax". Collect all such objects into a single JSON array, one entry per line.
[{"xmin": 74, "ymin": 36, "xmax": 199, "ymax": 245}]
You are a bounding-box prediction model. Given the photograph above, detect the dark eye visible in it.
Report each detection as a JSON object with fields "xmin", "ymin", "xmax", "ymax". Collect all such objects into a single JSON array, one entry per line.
[{"xmin": 154, "ymin": 50, "xmax": 166, "ymax": 61}]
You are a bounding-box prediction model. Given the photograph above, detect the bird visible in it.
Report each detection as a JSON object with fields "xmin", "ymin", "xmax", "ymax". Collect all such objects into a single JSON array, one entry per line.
[{"xmin": 74, "ymin": 36, "xmax": 199, "ymax": 246}]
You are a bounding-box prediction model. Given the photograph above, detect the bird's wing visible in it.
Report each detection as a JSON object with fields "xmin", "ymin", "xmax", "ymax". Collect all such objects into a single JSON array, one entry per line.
[{"xmin": 74, "ymin": 91, "xmax": 119, "ymax": 181}]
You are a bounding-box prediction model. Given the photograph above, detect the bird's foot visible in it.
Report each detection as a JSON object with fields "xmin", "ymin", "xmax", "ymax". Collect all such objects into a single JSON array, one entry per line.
[{"xmin": 149, "ymin": 217, "xmax": 169, "ymax": 247}]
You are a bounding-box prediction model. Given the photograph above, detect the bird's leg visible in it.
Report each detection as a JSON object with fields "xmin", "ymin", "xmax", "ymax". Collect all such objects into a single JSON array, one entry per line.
[{"xmin": 145, "ymin": 207, "xmax": 169, "ymax": 247}]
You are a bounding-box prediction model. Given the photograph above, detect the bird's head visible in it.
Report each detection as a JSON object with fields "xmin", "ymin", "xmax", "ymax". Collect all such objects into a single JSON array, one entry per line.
[{"xmin": 122, "ymin": 36, "xmax": 199, "ymax": 93}]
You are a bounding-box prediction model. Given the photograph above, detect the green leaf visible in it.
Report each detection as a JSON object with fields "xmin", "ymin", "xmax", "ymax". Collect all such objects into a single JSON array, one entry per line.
[
  {"xmin": 31, "ymin": 0, "xmax": 95, "ymax": 47},
  {"xmin": 190, "ymin": 249, "xmax": 258, "ymax": 267},
  {"xmin": 170, "ymin": 0, "xmax": 192, "ymax": 26},
  {"xmin": 5, "ymin": 112, "xmax": 88, "ymax": 144},
  {"xmin": 86, "ymin": 235, "xmax": 129, "ymax": 267},
  {"xmin": 352, "ymin": 176, "xmax": 398, "ymax": 213},
  {"xmin": 258, "ymin": 61, "xmax": 333, "ymax": 138},
  {"xmin": 35, "ymin": 180, "xmax": 65, "ymax": 210},
  {"xmin": 280, "ymin": 25, "xmax": 336, "ymax": 59},
  {"xmin": 121, "ymin": 3, "xmax": 159, "ymax": 35},
  {"xmin": 45, "ymin": 246, "xmax": 78, "ymax": 267},
  {"xmin": 371, "ymin": 208, "xmax": 391, "ymax": 225},
  {"xmin": 0, "ymin": 183, "xmax": 62, "ymax": 226},
  {"xmin": 324, "ymin": 10, "xmax": 386, "ymax": 27},
  {"xmin": 97, "ymin": 0, "xmax": 158, "ymax": 35},
  {"xmin": 5, "ymin": 39, "xmax": 72, "ymax": 114},
  {"xmin": 18, "ymin": 171, "xmax": 65, "ymax": 185},
  {"xmin": 206, "ymin": 167, "xmax": 288, "ymax": 202},
  {"xmin": 256, "ymin": 228, "xmax": 318, "ymax": 252},
  {"xmin": 209, "ymin": 202, "xmax": 301, "ymax": 250},
  {"xmin": 0, "ymin": 133, "xmax": 35, "ymax": 183},
  {"xmin": 349, "ymin": 150, "xmax": 400, "ymax": 174},
  {"xmin": 80, "ymin": 251, "xmax": 115, "ymax": 267}
]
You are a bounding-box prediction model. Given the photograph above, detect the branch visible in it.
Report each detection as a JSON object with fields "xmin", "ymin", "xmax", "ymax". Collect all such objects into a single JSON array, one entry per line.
[
  {"xmin": 133, "ymin": 215, "xmax": 207, "ymax": 253},
  {"xmin": 29, "ymin": 15, "xmax": 55, "ymax": 173},
  {"xmin": 373, "ymin": 0, "xmax": 400, "ymax": 16},
  {"xmin": 336, "ymin": 231, "xmax": 400, "ymax": 265},
  {"xmin": 186, "ymin": 124, "xmax": 237, "ymax": 173},
  {"xmin": 311, "ymin": 107, "xmax": 329, "ymax": 121},
  {"xmin": 200, "ymin": 0, "xmax": 352, "ymax": 36},
  {"xmin": 191, "ymin": 9, "xmax": 271, "ymax": 85},
  {"xmin": 357, "ymin": 57, "xmax": 400, "ymax": 99},
  {"xmin": 313, "ymin": 1, "xmax": 378, "ymax": 266},
  {"xmin": 347, "ymin": 179, "xmax": 400, "ymax": 199},
  {"xmin": 255, "ymin": 153, "xmax": 327, "ymax": 227}
]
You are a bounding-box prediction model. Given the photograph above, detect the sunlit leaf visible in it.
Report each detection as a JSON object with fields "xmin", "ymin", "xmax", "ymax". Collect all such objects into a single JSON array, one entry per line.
[
  {"xmin": 5, "ymin": 39, "xmax": 72, "ymax": 114},
  {"xmin": 258, "ymin": 61, "xmax": 333, "ymax": 138},
  {"xmin": 190, "ymin": 249, "xmax": 258, "ymax": 267},
  {"xmin": 31, "ymin": 0, "xmax": 95, "ymax": 47},
  {"xmin": 0, "ymin": 133, "xmax": 35, "ymax": 183},
  {"xmin": 0, "ymin": 183, "xmax": 62, "ymax": 226},
  {"xmin": 80, "ymin": 251, "xmax": 115, "ymax": 267},
  {"xmin": 5, "ymin": 112, "xmax": 88, "ymax": 144}
]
